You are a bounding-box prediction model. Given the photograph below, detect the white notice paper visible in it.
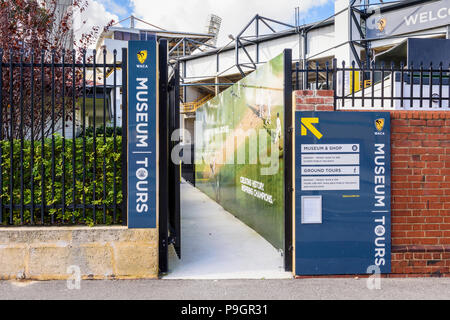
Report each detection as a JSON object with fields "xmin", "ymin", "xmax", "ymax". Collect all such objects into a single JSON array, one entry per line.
[
  {"xmin": 301, "ymin": 154, "xmax": 360, "ymax": 166},
  {"xmin": 301, "ymin": 166, "xmax": 360, "ymax": 176},
  {"xmin": 301, "ymin": 196, "xmax": 322, "ymax": 224},
  {"xmin": 301, "ymin": 144, "xmax": 360, "ymax": 153},
  {"xmin": 301, "ymin": 176, "xmax": 360, "ymax": 191}
]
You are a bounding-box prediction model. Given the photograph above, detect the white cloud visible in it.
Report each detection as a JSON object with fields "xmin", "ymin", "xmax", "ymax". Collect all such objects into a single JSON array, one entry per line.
[
  {"xmin": 131, "ymin": 0, "xmax": 332, "ymax": 46},
  {"xmin": 96, "ymin": 0, "xmax": 129, "ymax": 17},
  {"xmin": 73, "ymin": 0, "xmax": 120, "ymax": 48}
]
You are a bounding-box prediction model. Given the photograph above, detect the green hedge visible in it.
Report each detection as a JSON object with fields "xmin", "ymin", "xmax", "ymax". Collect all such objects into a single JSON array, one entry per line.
[
  {"xmin": 82, "ymin": 126, "xmax": 122, "ymax": 138},
  {"xmin": 0, "ymin": 135, "xmax": 123, "ymax": 226}
]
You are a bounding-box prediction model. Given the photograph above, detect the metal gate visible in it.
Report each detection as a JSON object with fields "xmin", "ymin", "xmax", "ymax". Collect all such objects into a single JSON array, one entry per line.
[{"xmin": 159, "ymin": 40, "xmax": 181, "ymax": 273}]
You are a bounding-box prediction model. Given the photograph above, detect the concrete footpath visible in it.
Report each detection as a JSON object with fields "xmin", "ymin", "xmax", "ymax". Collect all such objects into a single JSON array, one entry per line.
[
  {"xmin": 164, "ymin": 181, "xmax": 290, "ymax": 280},
  {"xmin": 1, "ymin": 278, "xmax": 449, "ymax": 300}
]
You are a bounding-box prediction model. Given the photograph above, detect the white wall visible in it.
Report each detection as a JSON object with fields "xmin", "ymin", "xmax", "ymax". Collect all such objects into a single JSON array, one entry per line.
[{"xmin": 183, "ymin": 26, "xmax": 336, "ymax": 83}]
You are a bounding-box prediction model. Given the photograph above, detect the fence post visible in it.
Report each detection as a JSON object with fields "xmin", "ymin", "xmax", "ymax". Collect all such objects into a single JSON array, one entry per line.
[
  {"xmin": 283, "ymin": 49, "xmax": 293, "ymax": 272},
  {"xmin": 332, "ymin": 58, "xmax": 337, "ymax": 110},
  {"xmin": 158, "ymin": 39, "xmax": 169, "ymax": 273},
  {"xmin": 121, "ymin": 48, "xmax": 128, "ymax": 226}
]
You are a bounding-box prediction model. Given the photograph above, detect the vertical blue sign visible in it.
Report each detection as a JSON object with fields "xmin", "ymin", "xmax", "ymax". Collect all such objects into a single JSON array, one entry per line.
[
  {"xmin": 295, "ymin": 112, "xmax": 391, "ymax": 275},
  {"xmin": 128, "ymin": 39, "xmax": 158, "ymax": 229}
]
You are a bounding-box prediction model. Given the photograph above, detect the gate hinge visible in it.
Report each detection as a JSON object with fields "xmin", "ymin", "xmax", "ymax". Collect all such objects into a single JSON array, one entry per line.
[{"xmin": 168, "ymin": 236, "xmax": 176, "ymax": 245}]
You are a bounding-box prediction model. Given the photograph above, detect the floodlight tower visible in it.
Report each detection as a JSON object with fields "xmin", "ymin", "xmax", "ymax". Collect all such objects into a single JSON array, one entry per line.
[{"xmin": 205, "ymin": 14, "xmax": 222, "ymax": 47}]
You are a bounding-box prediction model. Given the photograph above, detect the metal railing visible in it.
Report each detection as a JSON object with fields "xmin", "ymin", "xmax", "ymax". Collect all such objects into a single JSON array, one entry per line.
[
  {"xmin": 293, "ymin": 60, "xmax": 450, "ymax": 110},
  {"xmin": 0, "ymin": 48, "xmax": 127, "ymax": 226},
  {"xmin": 293, "ymin": 61, "xmax": 333, "ymax": 91},
  {"xmin": 181, "ymin": 94, "xmax": 213, "ymax": 113}
]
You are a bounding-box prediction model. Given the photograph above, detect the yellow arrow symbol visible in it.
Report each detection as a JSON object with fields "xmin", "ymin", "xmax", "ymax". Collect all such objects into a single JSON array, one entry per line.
[{"xmin": 301, "ymin": 118, "xmax": 323, "ymax": 140}]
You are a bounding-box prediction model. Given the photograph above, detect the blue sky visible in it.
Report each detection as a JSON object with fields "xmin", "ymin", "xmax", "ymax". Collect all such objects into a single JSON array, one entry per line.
[
  {"xmin": 79, "ymin": 0, "xmax": 335, "ymax": 46},
  {"xmin": 99, "ymin": 0, "xmax": 133, "ymax": 21},
  {"xmin": 101, "ymin": 0, "xmax": 335, "ymax": 27},
  {"xmin": 81, "ymin": 0, "xmax": 393, "ymax": 47}
]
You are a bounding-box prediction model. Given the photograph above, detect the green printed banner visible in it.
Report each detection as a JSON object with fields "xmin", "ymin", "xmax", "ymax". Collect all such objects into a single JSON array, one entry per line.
[{"xmin": 195, "ymin": 53, "xmax": 286, "ymax": 250}]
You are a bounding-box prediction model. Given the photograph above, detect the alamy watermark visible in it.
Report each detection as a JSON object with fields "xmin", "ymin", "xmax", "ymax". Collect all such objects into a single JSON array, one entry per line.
[
  {"xmin": 171, "ymin": 120, "xmax": 282, "ymax": 176},
  {"xmin": 66, "ymin": 265, "xmax": 81, "ymax": 290},
  {"xmin": 366, "ymin": 265, "xmax": 382, "ymax": 290}
]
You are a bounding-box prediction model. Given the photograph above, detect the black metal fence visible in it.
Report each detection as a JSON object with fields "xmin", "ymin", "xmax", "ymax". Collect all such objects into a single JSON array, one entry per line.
[
  {"xmin": 0, "ymin": 48, "xmax": 127, "ymax": 226},
  {"xmin": 293, "ymin": 60, "xmax": 450, "ymax": 110},
  {"xmin": 293, "ymin": 61, "xmax": 333, "ymax": 91}
]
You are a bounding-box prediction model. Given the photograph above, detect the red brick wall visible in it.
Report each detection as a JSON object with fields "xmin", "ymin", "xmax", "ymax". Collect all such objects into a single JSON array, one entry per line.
[
  {"xmin": 390, "ymin": 111, "xmax": 450, "ymax": 277},
  {"xmin": 295, "ymin": 90, "xmax": 334, "ymax": 111},
  {"xmin": 294, "ymin": 90, "xmax": 450, "ymax": 277}
]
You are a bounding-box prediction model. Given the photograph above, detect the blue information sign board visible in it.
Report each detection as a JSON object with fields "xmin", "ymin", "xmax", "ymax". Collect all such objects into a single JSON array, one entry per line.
[
  {"xmin": 295, "ymin": 112, "xmax": 391, "ymax": 275},
  {"xmin": 128, "ymin": 40, "xmax": 158, "ymax": 229}
]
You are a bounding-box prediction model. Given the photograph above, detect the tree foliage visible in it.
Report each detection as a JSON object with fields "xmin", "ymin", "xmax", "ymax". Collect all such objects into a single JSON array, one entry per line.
[{"xmin": 0, "ymin": 0, "xmax": 114, "ymax": 139}]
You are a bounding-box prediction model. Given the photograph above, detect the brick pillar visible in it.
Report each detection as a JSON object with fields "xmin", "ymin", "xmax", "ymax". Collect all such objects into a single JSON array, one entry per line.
[{"xmin": 294, "ymin": 90, "xmax": 334, "ymax": 111}]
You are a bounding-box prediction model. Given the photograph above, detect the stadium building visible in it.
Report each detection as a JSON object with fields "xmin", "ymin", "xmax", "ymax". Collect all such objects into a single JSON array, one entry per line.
[{"xmin": 177, "ymin": 0, "xmax": 450, "ymax": 142}]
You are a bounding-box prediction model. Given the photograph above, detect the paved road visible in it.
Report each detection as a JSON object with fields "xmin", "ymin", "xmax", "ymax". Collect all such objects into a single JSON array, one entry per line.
[{"xmin": 1, "ymin": 278, "xmax": 449, "ymax": 300}]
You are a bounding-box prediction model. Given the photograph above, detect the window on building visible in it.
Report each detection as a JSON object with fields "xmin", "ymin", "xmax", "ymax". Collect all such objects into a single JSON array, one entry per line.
[{"xmin": 114, "ymin": 31, "xmax": 123, "ymax": 40}]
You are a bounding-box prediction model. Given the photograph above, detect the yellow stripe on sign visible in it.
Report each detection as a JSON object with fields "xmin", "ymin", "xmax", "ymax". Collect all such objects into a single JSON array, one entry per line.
[{"xmin": 301, "ymin": 118, "xmax": 323, "ymax": 140}]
